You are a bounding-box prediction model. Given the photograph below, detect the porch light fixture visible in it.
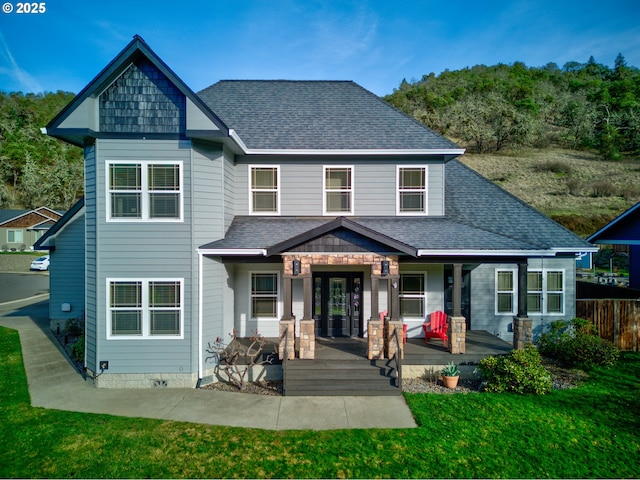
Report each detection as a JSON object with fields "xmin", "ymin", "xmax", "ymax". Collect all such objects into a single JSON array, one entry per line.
[
  {"xmin": 381, "ymin": 260, "xmax": 389, "ymax": 276},
  {"xmin": 292, "ymin": 260, "xmax": 301, "ymax": 276}
]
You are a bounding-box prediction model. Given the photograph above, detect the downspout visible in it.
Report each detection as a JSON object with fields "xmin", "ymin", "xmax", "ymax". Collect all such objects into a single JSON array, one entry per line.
[{"xmin": 197, "ymin": 251, "xmax": 204, "ymax": 387}]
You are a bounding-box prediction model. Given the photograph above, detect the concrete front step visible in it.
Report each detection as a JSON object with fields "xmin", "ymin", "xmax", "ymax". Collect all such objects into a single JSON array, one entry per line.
[{"xmin": 284, "ymin": 359, "xmax": 401, "ymax": 396}]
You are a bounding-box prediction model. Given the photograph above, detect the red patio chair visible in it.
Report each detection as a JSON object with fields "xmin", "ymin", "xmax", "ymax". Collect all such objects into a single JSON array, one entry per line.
[{"xmin": 423, "ymin": 310, "xmax": 448, "ymax": 346}]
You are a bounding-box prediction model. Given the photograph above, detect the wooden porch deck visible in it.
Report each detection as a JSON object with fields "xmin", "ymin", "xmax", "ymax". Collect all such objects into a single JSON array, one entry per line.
[
  {"xmin": 241, "ymin": 330, "xmax": 512, "ymax": 365},
  {"xmin": 310, "ymin": 330, "xmax": 512, "ymax": 364}
]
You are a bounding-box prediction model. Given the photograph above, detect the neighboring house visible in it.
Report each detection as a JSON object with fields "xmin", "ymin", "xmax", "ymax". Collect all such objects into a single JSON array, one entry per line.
[
  {"xmin": 0, "ymin": 206, "xmax": 63, "ymax": 251},
  {"xmin": 587, "ymin": 201, "xmax": 640, "ymax": 290},
  {"xmin": 36, "ymin": 35, "xmax": 595, "ymax": 388}
]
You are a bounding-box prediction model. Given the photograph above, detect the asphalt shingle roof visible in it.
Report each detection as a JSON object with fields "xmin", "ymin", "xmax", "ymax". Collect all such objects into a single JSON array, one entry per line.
[
  {"xmin": 197, "ymin": 80, "xmax": 461, "ymax": 151},
  {"xmin": 201, "ymin": 161, "xmax": 593, "ymax": 255}
]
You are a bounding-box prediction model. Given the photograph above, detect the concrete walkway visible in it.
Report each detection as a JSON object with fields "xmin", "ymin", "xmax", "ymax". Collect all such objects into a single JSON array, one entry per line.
[{"xmin": 0, "ymin": 297, "xmax": 417, "ymax": 431}]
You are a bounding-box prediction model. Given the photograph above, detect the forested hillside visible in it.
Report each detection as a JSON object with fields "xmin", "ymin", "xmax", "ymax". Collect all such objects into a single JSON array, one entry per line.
[
  {"xmin": 0, "ymin": 54, "xmax": 638, "ymax": 231},
  {"xmin": 0, "ymin": 91, "xmax": 83, "ymax": 210},
  {"xmin": 385, "ymin": 54, "xmax": 640, "ymax": 160}
]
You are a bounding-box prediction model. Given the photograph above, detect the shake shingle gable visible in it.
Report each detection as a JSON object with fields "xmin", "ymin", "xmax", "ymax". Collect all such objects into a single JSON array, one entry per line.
[{"xmin": 197, "ymin": 80, "xmax": 462, "ymax": 151}]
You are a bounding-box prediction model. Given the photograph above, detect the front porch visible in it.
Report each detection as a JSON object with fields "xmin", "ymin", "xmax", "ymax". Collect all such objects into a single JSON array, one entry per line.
[{"xmin": 310, "ymin": 330, "xmax": 512, "ymax": 364}]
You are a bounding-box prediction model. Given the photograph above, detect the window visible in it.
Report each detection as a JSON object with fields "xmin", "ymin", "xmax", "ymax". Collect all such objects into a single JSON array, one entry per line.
[
  {"xmin": 324, "ymin": 166, "xmax": 353, "ymax": 214},
  {"xmin": 251, "ymin": 272, "xmax": 279, "ymax": 318},
  {"xmin": 250, "ymin": 166, "xmax": 279, "ymax": 214},
  {"xmin": 108, "ymin": 279, "xmax": 183, "ymax": 338},
  {"xmin": 400, "ymin": 273, "xmax": 426, "ymax": 318},
  {"xmin": 107, "ymin": 161, "xmax": 182, "ymax": 221},
  {"xmin": 397, "ymin": 166, "xmax": 427, "ymax": 214},
  {"xmin": 528, "ymin": 270, "xmax": 564, "ymax": 315},
  {"xmin": 496, "ymin": 269, "xmax": 565, "ymax": 315},
  {"xmin": 496, "ymin": 270, "xmax": 516, "ymax": 314},
  {"xmin": 7, "ymin": 229, "xmax": 23, "ymax": 243}
]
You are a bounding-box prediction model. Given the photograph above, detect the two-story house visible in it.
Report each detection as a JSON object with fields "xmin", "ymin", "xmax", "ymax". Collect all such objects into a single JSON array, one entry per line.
[{"xmin": 36, "ymin": 36, "xmax": 595, "ymax": 388}]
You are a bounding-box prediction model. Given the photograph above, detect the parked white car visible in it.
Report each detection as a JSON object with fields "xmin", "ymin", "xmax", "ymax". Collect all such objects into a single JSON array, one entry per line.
[{"xmin": 30, "ymin": 255, "xmax": 50, "ymax": 271}]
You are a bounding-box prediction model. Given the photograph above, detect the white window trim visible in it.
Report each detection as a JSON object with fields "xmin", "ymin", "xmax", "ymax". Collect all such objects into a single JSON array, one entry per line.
[
  {"xmin": 106, "ymin": 278, "xmax": 185, "ymax": 340},
  {"xmin": 399, "ymin": 272, "xmax": 428, "ymax": 320},
  {"xmin": 495, "ymin": 268, "xmax": 566, "ymax": 316},
  {"xmin": 248, "ymin": 165, "xmax": 280, "ymax": 215},
  {"xmin": 527, "ymin": 269, "xmax": 566, "ymax": 316},
  {"xmin": 396, "ymin": 165, "xmax": 429, "ymax": 216},
  {"xmin": 249, "ymin": 271, "xmax": 281, "ymax": 320},
  {"xmin": 7, "ymin": 229, "xmax": 23, "ymax": 243},
  {"xmin": 495, "ymin": 269, "xmax": 517, "ymax": 315},
  {"xmin": 106, "ymin": 160, "xmax": 184, "ymax": 222},
  {"xmin": 323, "ymin": 165, "xmax": 354, "ymax": 216}
]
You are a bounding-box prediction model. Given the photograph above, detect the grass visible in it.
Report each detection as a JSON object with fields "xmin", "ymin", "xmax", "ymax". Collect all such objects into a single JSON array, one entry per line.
[
  {"xmin": 1, "ymin": 326, "xmax": 639, "ymax": 478},
  {"xmin": 461, "ymin": 148, "xmax": 640, "ymax": 235}
]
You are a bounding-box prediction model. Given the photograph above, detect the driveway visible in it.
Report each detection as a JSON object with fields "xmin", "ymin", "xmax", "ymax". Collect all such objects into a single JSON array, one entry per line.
[{"xmin": 0, "ymin": 273, "xmax": 49, "ymax": 304}]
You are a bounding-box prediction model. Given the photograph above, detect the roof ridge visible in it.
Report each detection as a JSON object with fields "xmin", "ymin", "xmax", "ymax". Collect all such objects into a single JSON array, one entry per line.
[{"xmin": 352, "ymin": 82, "xmax": 462, "ymax": 150}]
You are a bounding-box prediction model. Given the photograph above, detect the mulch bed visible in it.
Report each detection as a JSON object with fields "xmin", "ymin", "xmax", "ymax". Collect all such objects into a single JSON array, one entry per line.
[{"xmin": 202, "ymin": 360, "xmax": 588, "ymax": 395}]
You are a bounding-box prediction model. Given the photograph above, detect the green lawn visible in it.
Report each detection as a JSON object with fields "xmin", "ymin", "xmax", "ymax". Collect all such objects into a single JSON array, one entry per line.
[{"xmin": 1, "ymin": 325, "xmax": 638, "ymax": 479}]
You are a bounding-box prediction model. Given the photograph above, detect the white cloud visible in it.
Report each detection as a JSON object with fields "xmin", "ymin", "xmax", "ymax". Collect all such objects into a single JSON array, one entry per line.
[{"xmin": 0, "ymin": 31, "xmax": 43, "ymax": 92}]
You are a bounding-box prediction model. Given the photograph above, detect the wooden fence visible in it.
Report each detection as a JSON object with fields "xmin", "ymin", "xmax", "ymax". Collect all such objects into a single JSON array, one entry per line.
[{"xmin": 576, "ymin": 299, "xmax": 640, "ymax": 351}]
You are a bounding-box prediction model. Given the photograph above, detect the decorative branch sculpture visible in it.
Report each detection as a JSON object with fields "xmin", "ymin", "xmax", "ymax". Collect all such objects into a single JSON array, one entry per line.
[{"xmin": 205, "ymin": 329, "xmax": 277, "ymax": 390}]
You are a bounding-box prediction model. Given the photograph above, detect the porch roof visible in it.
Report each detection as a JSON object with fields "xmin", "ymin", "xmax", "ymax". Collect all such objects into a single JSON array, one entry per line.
[{"xmin": 199, "ymin": 215, "xmax": 555, "ymax": 257}]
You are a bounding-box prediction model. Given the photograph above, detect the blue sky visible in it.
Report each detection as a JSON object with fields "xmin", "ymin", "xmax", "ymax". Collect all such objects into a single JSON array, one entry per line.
[{"xmin": 1, "ymin": 0, "xmax": 638, "ymax": 97}]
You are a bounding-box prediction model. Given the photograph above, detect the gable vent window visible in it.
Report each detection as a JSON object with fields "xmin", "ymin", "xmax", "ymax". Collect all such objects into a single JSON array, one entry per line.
[
  {"xmin": 324, "ymin": 166, "xmax": 353, "ymax": 215},
  {"xmin": 397, "ymin": 166, "xmax": 427, "ymax": 215},
  {"xmin": 108, "ymin": 161, "xmax": 182, "ymax": 221},
  {"xmin": 250, "ymin": 166, "xmax": 279, "ymax": 214}
]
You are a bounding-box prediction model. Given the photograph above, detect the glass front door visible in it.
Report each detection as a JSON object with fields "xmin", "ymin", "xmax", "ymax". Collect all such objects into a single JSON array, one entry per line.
[{"xmin": 313, "ymin": 272, "xmax": 363, "ymax": 337}]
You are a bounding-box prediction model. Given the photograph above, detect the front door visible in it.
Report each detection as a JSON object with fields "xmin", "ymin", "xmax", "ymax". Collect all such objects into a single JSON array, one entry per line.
[{"xmin": 313, "ymin": 272, "xmax": 363, "ymax": 337}]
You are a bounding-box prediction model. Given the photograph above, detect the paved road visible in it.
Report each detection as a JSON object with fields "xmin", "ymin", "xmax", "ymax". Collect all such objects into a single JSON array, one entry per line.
[{"xmin": 0, "ymin": 273, "xmax": 49, "ymax": 304}]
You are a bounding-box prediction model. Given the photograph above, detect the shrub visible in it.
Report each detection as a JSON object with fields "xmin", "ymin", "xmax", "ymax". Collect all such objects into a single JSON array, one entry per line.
[
  {"xmin": 70, "ymin": 335, "xmax": 84, "ymax": 364},
  {"xmin": 479, "ymin": 344, "xmax": 552, "ymax": 395},
  {"xmin": 536, "ymin": 318, "xmax": 619, "ymax": 370}
]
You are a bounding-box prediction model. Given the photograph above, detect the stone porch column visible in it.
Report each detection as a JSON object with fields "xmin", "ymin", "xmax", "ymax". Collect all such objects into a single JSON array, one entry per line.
[
  {"xmin": 386, "ymin": 320, "xmax": 404, "ymax": 360},
  {"xmin": 449, "ymin": 316, "xmax": 466, "ymax": 354},
  {"xmin": 513, "ymin": 316, "xmax": 533, "ymax": 349},
  {"xmin": 367, "ymin": 319, "xmax": 384, "ymax": 360},
  {"xmin": 298, "ymin": 319, "xmax": 315, "ymax": 359},
  {"xmin": 279, "ymin": 319, "xmax": 295, "ymax": 360}
]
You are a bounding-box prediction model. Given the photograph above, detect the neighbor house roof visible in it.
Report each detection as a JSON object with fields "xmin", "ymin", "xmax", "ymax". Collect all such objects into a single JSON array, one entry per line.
[
  {"xmin": 0, "ymin": 207, "xmax": 63, "ymax": 227},
  {"xmin": 200, "ymin": 160, "xmax": 595, "ymax": 257},
  {"xmin": 197, "ymin": 80, "xmax": 463, "ymax": 153},
  {"xmin": 33, "ymin": 198, "xmax": 84, "ymax": 250},
  {"xmin": 587, "ymin": 201, "xmax": 640, "ymax": 245}
]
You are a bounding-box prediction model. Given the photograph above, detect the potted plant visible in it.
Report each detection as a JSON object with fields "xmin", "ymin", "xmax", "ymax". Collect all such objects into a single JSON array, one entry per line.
[{"xmin": 441, "ymin": 361, "xmax": 460, "ymax": 388}]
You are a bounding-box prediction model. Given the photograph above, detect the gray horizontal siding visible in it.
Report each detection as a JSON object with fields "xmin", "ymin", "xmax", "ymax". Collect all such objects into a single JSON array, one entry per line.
[
  {"xmin": 470, "ymin": 257, "xmax": 577, "ymax": 341},
  {"xmin": 93, "ymin": 139, "xmax": 195, "ymax": 374},
  {"xmin": 234, "ymin": 157, "xmax": 444, "ymax": 216},
  {"xmin": 85, "ymin": 145, "xmax": 98, "ymax": 372},
  {"xmin": 49, "ymin": 212, "xmax": 85, "ymax": 323}
]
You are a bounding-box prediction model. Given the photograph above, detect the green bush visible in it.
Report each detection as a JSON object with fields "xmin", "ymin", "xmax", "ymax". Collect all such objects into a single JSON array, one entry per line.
[
  {"xmin": 70, "ymin": 335, "xmax": 84, "ymax": 364},
  {"xmin": 536, "ymin": 318, "xmax": 619, "ymax": 370},
  {"xmin": 479, "ymin": 344, "xmax": 552, "ymax": 395}
]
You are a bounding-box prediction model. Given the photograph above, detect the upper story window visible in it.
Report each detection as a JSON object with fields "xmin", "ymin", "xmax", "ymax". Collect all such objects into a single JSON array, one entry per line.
[
  {"xmin": 107, "ymin": 278, "xmax": 183, "ymax": 339},
  {"xmin": 324, "ymin": 166, "xmax": 353, "ymax": 215},
  {"xmin": 399, "ymin": 273, "xmax": 426, "ymax": 318},
  {"xmin": 397, "ymin": 166, "xmax": 427, "ymax": 215},
  {"xmin": 107, "ymin": 161, "xmax": 183, "ymax": 222},
  {"xmin": 249, "ymin": 166, "xmax": 280, "ymax": 215}
]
